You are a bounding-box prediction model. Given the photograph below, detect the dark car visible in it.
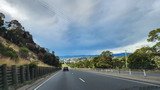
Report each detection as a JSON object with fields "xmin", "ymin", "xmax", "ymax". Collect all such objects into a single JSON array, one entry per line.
[{"xmin": 63, "ymin": 67, "xmax": 69, "ymax": 71}]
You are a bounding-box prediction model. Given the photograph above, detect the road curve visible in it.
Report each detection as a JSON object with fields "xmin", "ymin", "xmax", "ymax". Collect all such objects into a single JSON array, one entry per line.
[{"xmin": 34, "ymin": 69, "xmax": 160, "ymax": 90}]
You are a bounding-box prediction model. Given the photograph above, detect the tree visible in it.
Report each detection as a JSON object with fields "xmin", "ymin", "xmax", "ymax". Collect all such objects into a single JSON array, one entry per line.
[
  {"xmin": 43, "ymin": 53, "xmax": 53, "ymax": 65},
  {"xmin": 147, "ymin": 28, "xmax": 160, "ymax": 68},
  {"xmin": 128, "ymin": 47, "xmax": 156, "ymax": 69},
  {"xmin": 147, "ymin": 28, "xmax": 160, "ymax": 42},
  {"xmin": 0, "ymin": 13, "xmax": 5, "ymax": 26},
  {"xmin": 92, "ymin": 57, "xmax": 100, "ymax": 68},
  {"xmin": 0, "ymin": 27, "xmax": 7, "ymax": 37},
  {"xmin": 112, "ymin": 58, "xmax": 125, "ymax": 69},
  {"xmin": 92, "ymin": 51, "xmax": 113, "ymax": 68},
  {"xmin": 100, "ymin": 51, "xmax": 113, "ymax": 57},
  {"xmin": 0, "ymin": 13, "xmax": 6, "ymax": 37},
  {"xmin": 42, "ymin": 52, "xmax": 60, "ymax": 66},
  {"xmin": 148, "ymin": 28, "xmax": 160, "ymax": 55},
  {"xmin": 96, "ymin": 59, "xmax": 112, "ymax": 68},
  {"xmin": 54, "ymin": 56, "xmax": 61, "ymax": 67},
  {"xmin": 8, "ymin": 20, "xmax": 23, "ymax": 30}
]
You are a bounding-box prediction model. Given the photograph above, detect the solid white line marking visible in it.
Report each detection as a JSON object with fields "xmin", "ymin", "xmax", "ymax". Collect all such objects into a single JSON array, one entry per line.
[
  {"xmin": 98, "ymin": 74, "xmax": 158, "ymax": 86},
  {"xmin": 34, "ymin": 71, "xmax": 61, "ymax": 90},
  {"xmin": 79, "ymin": 78, "xmax": 85, "ymax": 82},
  {"xmin": 110, "ymin": 76, "xmax": 160, "ymax": 87}
]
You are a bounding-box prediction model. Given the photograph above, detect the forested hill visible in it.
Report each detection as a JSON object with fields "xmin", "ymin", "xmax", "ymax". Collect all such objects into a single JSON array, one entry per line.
[{"xmin": 0, "ymin": 13, "xmax": 60, "ymax": 67}]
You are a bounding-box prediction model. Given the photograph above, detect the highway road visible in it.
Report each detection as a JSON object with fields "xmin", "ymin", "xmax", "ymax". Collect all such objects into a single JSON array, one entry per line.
[{"xmin": 34, "ymin": 69, "xmax": 160, "ymax": 90}]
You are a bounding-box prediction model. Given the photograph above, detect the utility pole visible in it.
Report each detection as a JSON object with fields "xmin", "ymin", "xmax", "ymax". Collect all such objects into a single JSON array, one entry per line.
[{"xmin": 125, "ymin": 50, "xmax": 128, "ymax": 68}]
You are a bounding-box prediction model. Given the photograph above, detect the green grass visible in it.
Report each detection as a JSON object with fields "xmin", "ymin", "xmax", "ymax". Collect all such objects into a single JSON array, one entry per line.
[{"xmin": 0, "ymin": 42, "xmax": 18, "ymax": 59}]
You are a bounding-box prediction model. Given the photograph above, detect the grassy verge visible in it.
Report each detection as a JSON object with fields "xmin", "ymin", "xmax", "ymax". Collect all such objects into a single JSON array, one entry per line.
[{"xmin": 0, "ymin": 57, "xmax": 51, "ymax": 67}]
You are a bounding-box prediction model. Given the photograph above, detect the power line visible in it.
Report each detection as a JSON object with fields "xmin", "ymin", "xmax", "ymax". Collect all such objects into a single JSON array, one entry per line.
[{"xmin": 35, "ymin": 0, "xmax": 72, "ymax": 23}]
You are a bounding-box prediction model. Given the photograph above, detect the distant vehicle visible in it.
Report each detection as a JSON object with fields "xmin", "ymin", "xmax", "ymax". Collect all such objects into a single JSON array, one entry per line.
[{"xmin": 63, "ymin": 67, "xmax": 69, "ymax": 71}]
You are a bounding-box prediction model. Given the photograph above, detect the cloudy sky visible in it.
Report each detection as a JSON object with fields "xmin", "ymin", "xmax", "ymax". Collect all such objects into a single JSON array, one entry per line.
[{"xmin": 0, "ymin": 0, "xmax": 160, "ymax": 56}]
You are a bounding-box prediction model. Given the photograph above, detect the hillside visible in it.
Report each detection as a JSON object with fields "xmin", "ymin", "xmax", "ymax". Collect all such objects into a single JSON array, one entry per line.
[
  {"xmin": 0, "ymin": 13, "xmax": 60, "ymax": 67},
  {"xmin": 0, "ymin": 36, "xmax": 51, "ymax": 66}
]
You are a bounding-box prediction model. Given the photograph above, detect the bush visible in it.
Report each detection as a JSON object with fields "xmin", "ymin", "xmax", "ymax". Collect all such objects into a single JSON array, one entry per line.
[
  {"xmin": 19, "ymin": 46, "xmax": 29, "ymax": 58},
  {"xmin": 0, "ymin": 43, "xmax": 18, "ymax": 59},
  {"xmin": 29, "ymin": 61, "xmax": 38, "ymax": 69},
  {"xmin": 4, "ymin": 50, "xmax": 18, "ymax": 59}
]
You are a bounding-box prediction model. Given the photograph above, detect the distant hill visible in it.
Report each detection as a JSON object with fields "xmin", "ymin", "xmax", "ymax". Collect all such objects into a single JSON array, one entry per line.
[
  {"xmin": 60, "ymin": 55, "xmax": 98, "ymax": 59},
  {"xmin": 60, "ymin": 53, "xmax": 131, "ymax": 59},
  {"xmin": 113, "ymin": 53, "xmax": 131, "ymax": 57}
]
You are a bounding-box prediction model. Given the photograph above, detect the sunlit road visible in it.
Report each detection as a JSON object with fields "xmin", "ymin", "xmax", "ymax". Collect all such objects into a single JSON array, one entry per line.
[{"xmin": 34, "ymin": 69, "xmax": 160, "ymax": 90}]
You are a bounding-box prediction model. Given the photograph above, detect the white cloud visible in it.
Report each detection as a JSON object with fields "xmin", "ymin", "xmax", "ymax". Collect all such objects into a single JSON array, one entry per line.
[
  {"xmin": 0, "ymin": 0, "xmax": 160, "ymax": 55},
  {"xmin": 96, "ymin": 39, "xmax": 156, "ymax": 54},
  {"xmin": 0, "ymin": 0, "xmax": 28, "ymax": 21},
  {"xmin": 43, "ymin": 0, "xmax": 99, "ymax": 26}
]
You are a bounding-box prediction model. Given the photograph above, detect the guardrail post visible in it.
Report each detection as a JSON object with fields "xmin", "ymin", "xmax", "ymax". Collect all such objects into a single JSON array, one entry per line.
[
  {"xmin": 118, "ymin": 69, "xmax": 120, "ymax": 74},
  {"xmin": 29, "ymin": 67, "xmax": 34, "ymax": 80},
  {"xmin": 39, "ymin": 67, "xmax": 41, "ymax": 76},
  {"xmin": 2, "ymin": 64, "xmax": 8, "ymax": 90},
  {"xmin": 12, "ymin": 65, "xmax": 18, "ymax": 86},
  {"xmin": 46, "ymin": 67, "xmax": 48, "ymax": 74},
  {"xmin": 129, "ymin": 69, "xmax": 132, "ymax": 75},
  {"xmin": 20, "ymin": 66, "xmax": 25, "ymax": 83},
  {"xmin": 35, "ymin": 67, "xmax": 38, "ymax": 79},
  {"xmin": 111, "ymin": 69, "xmax": 113, "ymax": 73},
  {"xmin": 26, "ymin": 65, "xmax": 30, "ymax": 81},
  {"xmin": 143, "ymin": 70, "xmax": 147, "ymax": 77},
  {"xmin": 31, "ymin": 68, "xmax": 35, "ymax": 79},
  {"xmin": 44, "ymin": 67, "xmax": 46, "ymax": 74},
  {"xmin": 41, "ymin": 67, "xmax": 43, "ymax": 75},
  {"xmin": 42, "ymin": 67, "xmax": 44, "ymax": 75},
  {"xmin": 37, "ymin": 67, "xmax": 39, "ymax": 77},
  {"xmin": 39, "ymin": 67, "xmax": 42, "ymax": 76}
]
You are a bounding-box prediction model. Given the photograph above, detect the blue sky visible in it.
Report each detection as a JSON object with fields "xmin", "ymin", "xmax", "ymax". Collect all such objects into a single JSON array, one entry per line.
[{"xmin": 0, "ymin": 0, "xmax": 160, "ymax": 56}]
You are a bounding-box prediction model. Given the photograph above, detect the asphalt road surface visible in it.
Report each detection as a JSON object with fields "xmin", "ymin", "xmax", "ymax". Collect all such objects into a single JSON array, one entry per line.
[{"xmin": 34, "ymin": 69, "xmax": 160, "ymax": 90}]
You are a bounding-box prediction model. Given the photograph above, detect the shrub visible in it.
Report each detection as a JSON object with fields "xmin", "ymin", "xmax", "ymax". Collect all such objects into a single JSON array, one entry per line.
[
  {"xmin": 19, "ymin": 46, "xmax": 29, "ymax": 59},
  {"xmin": 0, "ymin": 43, "xmax": 18, "ymax": 59},
  {"xmin": 29, "ymin": 61, "xmax": 38, "ymax": 69}
]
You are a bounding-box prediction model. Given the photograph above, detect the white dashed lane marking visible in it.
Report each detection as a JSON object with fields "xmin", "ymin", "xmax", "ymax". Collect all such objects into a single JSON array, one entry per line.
[{"xmin": 79, "ymin": 78, "xmax": 85, "ymax": 82}]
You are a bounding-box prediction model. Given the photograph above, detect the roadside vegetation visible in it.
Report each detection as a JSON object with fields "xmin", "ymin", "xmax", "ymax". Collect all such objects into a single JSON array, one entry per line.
[
  {"xmin": 0, "ymin": 42, "xmax": 18, "ymax": 59},
  {"xmin": 67, "ymin": 29, "xmax": 160, "ymax": 70}
]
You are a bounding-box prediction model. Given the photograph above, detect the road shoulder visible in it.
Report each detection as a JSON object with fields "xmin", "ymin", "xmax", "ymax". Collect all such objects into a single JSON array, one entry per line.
[
  {"xmin": 75, "ymin": 69, "xmax": 160, "ymax": 86},
  {"xmin": 17, "ymin": 70, "xmax": 61, "ymax": 90}
]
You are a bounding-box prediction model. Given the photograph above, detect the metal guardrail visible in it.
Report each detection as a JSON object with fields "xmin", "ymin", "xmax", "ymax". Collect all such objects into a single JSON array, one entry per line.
[
  {"xmin": 94, "ymin": 68, "xmax": 158, "ymax": 76},
  {"xmin": 78, "ymin": 68, "xmax": 160, "ymax": 79}
]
